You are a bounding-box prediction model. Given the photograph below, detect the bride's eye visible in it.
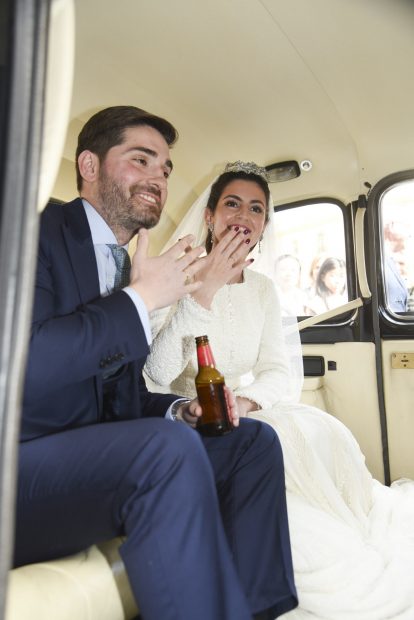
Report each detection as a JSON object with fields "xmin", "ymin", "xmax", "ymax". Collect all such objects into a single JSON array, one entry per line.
[
  {"xmin": 251, "ymin": 205, "xmax": 264, "ymax": 214},
  {"xmin": 224, "ymin": 200, "xmax": 238, "ymax": 208}
]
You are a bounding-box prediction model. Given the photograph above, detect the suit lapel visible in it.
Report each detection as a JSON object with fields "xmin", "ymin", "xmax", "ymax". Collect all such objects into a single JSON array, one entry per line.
[{"xmin": 61, "ymin": 198, "xmax": 100, "ymax": 304}]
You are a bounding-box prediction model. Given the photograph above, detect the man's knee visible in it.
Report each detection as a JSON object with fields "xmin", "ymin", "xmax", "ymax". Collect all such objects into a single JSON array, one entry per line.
[
  {"xmin": 155, "ymin": 418, "xmax": 205, "ymax": 460},
  {"xmin": 238, "ymin": 418, "xmax": 285, "ymax": 472},
  {"xmin": 125, "ymin": 420, "xmax": 214, "ymax": 493}
]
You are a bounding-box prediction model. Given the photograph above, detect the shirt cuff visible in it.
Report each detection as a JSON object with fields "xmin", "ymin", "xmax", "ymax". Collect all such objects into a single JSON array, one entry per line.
[
  {"xmin": 165, "ymin": 398, "xmax": 191, "ymax": 421},
  {"xmin": 123, "ymin": 286, "xmax": 152, "ymax": 345}
]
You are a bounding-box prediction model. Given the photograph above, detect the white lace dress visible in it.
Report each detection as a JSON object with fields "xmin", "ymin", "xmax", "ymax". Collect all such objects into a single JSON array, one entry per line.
[{"xmin": 145, "ymin": 269, "xmax": 414, "ymax": 619}]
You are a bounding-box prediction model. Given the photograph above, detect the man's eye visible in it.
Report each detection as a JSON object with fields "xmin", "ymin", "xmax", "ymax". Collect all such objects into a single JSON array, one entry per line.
[
  {"xmin": 135, "ymin": 158, "xmax": 147, "ymax": 165},
  {"xmin": 164, "ymin": 170, "xmax": 171, "ymax": 179}
]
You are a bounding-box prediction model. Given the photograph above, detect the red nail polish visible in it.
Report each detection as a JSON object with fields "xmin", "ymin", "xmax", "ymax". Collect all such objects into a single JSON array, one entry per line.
[
  {"xmin": 243, "ymin": 229, "xmax": 249, "ymax": 235},
  {"xmin": 234, "ymin": 226, "xmax": 239, "ymax": 232},
  {"xmin": 245, "ymin": 238, "xmax": 251, "ymax": 244}
]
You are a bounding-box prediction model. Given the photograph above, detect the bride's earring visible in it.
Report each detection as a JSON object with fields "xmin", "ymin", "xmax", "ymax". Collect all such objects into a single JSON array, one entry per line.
[
  {"xmin": 206, "ymin": 219, "xmax": 215, "ymax": 250},
  {"xmin": 258, "ymin": 235, "xmax": 263, "ymax": 254}
]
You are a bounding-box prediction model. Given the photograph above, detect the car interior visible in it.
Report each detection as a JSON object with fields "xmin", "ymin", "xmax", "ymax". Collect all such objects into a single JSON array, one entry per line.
[{"xmin": 1, "ymin": 0, "xmax": 414, "ymax": 618}]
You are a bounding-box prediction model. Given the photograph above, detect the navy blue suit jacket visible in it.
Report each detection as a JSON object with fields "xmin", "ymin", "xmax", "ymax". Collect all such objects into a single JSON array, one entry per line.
[
  {"xmin": 21, "ymin": 198, "xmax": 176, "ymax": 441},
  {"xmin": 384, "ymin": 255, "xmax": 408, "ymax": 312}
]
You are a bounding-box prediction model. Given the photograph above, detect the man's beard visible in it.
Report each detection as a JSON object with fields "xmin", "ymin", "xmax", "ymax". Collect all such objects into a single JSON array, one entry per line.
[{"xmin": 97, "ymin": 172, "xmax": 162, "ymax": 233}]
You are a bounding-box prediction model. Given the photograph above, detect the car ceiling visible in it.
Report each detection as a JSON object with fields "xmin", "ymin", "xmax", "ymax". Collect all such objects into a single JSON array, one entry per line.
[{"xmin": 54, "ymin": 0, "xmax": 414, "ymax": 248}]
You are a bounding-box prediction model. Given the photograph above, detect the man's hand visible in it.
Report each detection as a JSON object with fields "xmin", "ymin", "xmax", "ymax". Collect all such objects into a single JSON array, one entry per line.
[
  {"xmin": 129, "ymin": 230, "xmax": 205, "ymax": 311},
  {"xmin": 176, "ymin": 386, "xmax": 240, "ymax": 428}
]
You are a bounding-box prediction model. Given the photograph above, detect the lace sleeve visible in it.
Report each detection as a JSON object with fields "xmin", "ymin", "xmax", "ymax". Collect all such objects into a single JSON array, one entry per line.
[
  {"xmin": 144, "ymin": 295, "xmax": 214, "ymax": 386},
  {"xmin": 234, "ymin": 278, "xmax": 292, "ymax": 409}
]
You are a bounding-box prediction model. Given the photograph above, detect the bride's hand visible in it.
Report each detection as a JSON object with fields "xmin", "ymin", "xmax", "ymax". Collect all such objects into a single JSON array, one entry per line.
[
  {"xmin": 236, "ymin": 396, "xmax": 260, "ymax": 417},
  {"xmin": 192, "ymin": 228, "xmax": 253, "ymax": 308}
]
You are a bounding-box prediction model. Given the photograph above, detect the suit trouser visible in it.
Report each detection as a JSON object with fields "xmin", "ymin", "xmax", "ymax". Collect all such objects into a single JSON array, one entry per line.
[{"xmin": 14, "ymin": 418, "xmax": 297, "ymax": 620}]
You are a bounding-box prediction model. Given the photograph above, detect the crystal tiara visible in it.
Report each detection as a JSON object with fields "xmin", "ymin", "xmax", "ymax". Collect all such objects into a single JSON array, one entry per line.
[{"xmin": 224, "ymin": 160, "xmax": 268, "ymax": 181}]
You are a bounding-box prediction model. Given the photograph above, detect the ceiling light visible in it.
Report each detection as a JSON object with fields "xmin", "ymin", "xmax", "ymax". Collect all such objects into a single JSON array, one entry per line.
[{"xmin": 265, "ymin": 160, "xmax": 301, "ymax": 183}]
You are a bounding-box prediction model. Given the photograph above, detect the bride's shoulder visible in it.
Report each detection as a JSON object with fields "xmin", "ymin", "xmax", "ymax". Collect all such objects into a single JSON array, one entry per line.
[
  {"xmin": 245, "ymin": 269, "xmax": 278, "ymax": 305},
  {"xmin": 245, "ymin": 269, "xmax": 276, "ymax": 295}
]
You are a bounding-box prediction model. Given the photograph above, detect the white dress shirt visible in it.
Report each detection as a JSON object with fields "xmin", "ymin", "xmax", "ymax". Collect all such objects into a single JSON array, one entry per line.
[
  {"xmin": 82, "ymin": 199, "xmax": 186, "ymax": 420},
  {"xmin": 82, "ymin": 199, "xmax": 152, "ymax": 344}
]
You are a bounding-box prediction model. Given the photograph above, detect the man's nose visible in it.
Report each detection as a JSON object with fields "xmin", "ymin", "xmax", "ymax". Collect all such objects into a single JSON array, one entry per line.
[{"xmin": 147, "ymin": 169, "xmax": 167, "ymax": 190}]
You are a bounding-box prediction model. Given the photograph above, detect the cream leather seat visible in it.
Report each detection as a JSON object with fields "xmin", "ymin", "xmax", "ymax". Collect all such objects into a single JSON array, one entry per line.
[{"xmin": 5, "ymin": 539, "xmax": 138, "ymax": 620}]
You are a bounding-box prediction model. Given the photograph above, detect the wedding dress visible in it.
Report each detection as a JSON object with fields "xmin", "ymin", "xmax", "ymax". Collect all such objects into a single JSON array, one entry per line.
[
  {"xmin": 145, "ymin": 268, "xmax": 414, "ymax": 619},
  {"xmin": 145, "ymin": 162, "xmax": 414, "ymax": 618}
]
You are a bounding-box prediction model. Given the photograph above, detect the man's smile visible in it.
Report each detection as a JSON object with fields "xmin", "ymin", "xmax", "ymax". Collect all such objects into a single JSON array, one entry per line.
[{"xmin": 137, "ymin": 191, "xmax": 158, "ymax": 205}]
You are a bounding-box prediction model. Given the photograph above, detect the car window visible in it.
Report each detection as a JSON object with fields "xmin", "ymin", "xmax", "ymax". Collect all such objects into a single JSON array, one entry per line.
[
  {"xmin": 380, "ymin": 180, "xmax": 414, "ymax": 316},
  {"xmin": 273, "ymin": 202, "xmax": 348, "ymax": 317}
]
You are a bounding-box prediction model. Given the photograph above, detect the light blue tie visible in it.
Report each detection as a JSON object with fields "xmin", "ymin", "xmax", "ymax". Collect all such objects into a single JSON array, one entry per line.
[
  {"xmin": 107, "ymin": 244, "xmax": 131, "ymax": 291},
  {"xmin": 102, "ymin": 245, "xmax": 131, "ymax": 380}
]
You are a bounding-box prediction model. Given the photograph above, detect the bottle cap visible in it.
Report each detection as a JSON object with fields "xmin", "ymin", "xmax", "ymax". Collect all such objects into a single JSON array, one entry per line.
[{"xmin": 195, "ymin": 335, "xmax": 209, "ymax": 345}]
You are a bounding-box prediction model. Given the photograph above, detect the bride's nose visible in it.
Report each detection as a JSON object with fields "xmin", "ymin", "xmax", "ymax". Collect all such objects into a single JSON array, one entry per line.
[{"xmin": 237, "ymin": 204, "xmax": 251, "ymax": 221}]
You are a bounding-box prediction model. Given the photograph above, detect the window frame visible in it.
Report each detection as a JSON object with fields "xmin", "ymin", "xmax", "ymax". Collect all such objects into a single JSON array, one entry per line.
[
  {"xmin": 367, "ymin": 169, "xmax": 414, "ymax": 338},
  {"xmin": 0, "ymin": 0, "xmax": 51, "ymax": 610},
  {"xmin": 273, "ymin": 197, "xmax": 359, "ymax": 343}
]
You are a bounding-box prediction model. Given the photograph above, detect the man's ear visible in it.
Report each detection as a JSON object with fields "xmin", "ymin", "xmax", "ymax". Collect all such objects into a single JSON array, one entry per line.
[{"xmin": 78, "ymin": 150, "xmax": 100, "ymax": 184}]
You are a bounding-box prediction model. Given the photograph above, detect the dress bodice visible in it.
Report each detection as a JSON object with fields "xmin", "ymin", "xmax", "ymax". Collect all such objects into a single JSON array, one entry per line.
[
  {"xmin": 145, "ymin": 269, "xmax": 291, "ymax": 408},
  {"xmin": 145, "ymin": 265, "xmax": 414, "ymax": 620}
]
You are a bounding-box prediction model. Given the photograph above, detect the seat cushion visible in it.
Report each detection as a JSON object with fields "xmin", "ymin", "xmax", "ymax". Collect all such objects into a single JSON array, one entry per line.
[{"xmin": 5, "ymin": 539, "xmax": 138, "ymax": 620}]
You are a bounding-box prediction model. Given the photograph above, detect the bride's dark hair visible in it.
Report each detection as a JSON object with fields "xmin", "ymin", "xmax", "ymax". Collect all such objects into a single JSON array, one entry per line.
[{"xmin": 205, "ymin": 170, "xmax": 271, "ymax": 253}]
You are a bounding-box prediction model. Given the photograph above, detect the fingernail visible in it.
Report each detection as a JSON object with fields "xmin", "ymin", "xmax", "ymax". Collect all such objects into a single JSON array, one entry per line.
[
  {"xmin": 245, "ymin": 238, "xmax": 251, "ymax": 244},
  {"xmin": 234, "ymin": 226, "xmax": 239, "ymax": 232},
  {"xmin": 250, "ymin": 258, "xmax": 255, "ymax": 263},
  {"xmin": 243, "ymin": 229, "xmax": 249, "ymax": 235}
]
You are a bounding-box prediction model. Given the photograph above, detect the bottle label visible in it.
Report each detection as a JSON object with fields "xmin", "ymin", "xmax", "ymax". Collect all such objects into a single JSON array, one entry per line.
[
  {"xmin": 197, "ymin": 344, "xmax": 216, "ymax": 367},
  {"xmin": 196, "ymin": 382, "xmax": 232, "ymax": 436}
]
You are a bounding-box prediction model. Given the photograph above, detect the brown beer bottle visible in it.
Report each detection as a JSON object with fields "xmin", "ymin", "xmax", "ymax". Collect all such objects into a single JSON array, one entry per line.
[{"xmin": 194, "ymin": 335, "xmax": 233, "ymax": 436}]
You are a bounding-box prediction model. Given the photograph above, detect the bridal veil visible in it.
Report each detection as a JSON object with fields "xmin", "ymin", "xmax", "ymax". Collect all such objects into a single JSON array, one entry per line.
[{"xmin": 152, "ymin": 163, "xmax": 304, "ymax": 404}]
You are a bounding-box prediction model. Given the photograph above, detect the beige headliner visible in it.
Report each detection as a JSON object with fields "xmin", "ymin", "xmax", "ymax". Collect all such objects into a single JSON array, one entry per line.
[{"xmin": 52, "ymin": 0, "xmax": 414, "ymax": 249}]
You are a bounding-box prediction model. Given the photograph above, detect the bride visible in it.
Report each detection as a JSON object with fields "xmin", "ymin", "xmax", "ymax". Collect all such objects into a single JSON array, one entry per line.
[{"xmin": 145, "ymin": 161, "xmax": 414, "ymax": 619}]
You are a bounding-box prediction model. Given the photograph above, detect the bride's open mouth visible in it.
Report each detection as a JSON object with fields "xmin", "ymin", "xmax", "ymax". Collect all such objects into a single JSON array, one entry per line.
[{"xmin": 227, "ymin": 224, "xmax": 251, "ymax": 234}]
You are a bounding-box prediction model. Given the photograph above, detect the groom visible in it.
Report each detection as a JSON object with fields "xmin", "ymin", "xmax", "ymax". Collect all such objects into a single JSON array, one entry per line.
[{"xmin": 15, "ymin": 106, "xmax": 298, "ymax": 620}]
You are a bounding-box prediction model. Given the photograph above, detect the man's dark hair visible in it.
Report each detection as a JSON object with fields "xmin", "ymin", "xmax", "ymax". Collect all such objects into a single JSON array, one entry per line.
[{"xmin": 75, "ymin": 106, "xmax": 178, "ymax": 190}]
